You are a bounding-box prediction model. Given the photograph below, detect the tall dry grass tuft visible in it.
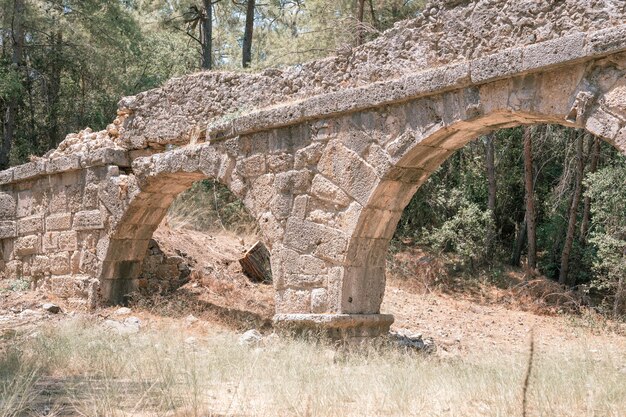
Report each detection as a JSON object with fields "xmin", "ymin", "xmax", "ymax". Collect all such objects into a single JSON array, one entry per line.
[
  {"xmin": 167, "ymin": 180, "xmax": 258, "ymax": 236},
  {"xmin": 1, "ymin": 318, "xmax": 625, "ymax": 416}
]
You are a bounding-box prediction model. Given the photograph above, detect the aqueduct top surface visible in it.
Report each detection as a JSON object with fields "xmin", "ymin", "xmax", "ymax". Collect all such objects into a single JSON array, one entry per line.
[{"xmin": 1, "ymin": 0, "xmax": 626, "ymax": 338}]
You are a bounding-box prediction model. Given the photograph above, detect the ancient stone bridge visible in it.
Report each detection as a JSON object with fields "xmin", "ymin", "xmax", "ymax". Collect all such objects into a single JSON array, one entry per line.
[{"xmin": 1, "ymin": 0, "xmax": 626, "ymax": 338}]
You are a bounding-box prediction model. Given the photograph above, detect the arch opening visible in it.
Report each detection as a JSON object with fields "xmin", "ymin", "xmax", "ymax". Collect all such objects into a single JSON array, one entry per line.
[
  {"xmin": 342, "ymin": 120, "xmax": 626, "ymax": 318},
  {"xmin": 100, "ymin": 171, "xmax": 271, "ymax": 307}
]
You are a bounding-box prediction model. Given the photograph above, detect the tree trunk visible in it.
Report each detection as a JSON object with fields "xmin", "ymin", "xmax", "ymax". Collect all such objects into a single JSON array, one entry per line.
[
  {"xmin": 510, "ymin": 215, "xmax": 528, "ymax": 267},
  {"xmin": 242, "ymin": 0, "xmax": 256, "ymax": 68},
  {"xmin": 239, "ymin": 241, "xmax": 272, "ymax": 283},
  {"xmin": 47, "ymin": 30, "xmax": 63, "ymax": 149},
  {"xmin": 1, "ymin": 0, "xmax": 25, "ymax": 168},
  {"xmin": 484, "ymin": 134, "xmax": 497, "ymax": 257},
  {"xmin": 523, "ymin": 126, "xmax": 537, "ymax": 272},
  {"xmin": 559, "ymin": 132, "xmax": 586, "ymax": 285},
  {"xmin": 615, "ymin": 275, "xmax": 626, "ymax": 318},
  {"xmin": 579, "ymin": 136, "xmax": 600, "ymax": 245},
  {"xmin": 201, "ymin": 0, "xmax": 213, "ymax": 69},
  {"xmin": 356, "ymin": 0, "xmax": 366, "ymax": 46}
]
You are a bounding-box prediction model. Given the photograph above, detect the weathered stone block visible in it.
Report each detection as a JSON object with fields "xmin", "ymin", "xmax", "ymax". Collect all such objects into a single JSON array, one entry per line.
[
  {"xmin": 42, "ymin": 232, "xmax": 58, "ymax": 253},
  {"xmin": 274, "ymin": 170, "xmax": 312, "ymax": 194},
  {"xmin": 285, "ymin": 274, "xmax": 326, "ymax": 289},
  {"xmin": 275, "ymin": 288, "xmax": 311, "ymax": 314},
  {"xmin": 31, "ymin": 255, "xmax": 50, "ymax": 277},
  {"xmin": 45, "ymin": 213, "xmax": 72, "ymax": 231},
  {"xmin": 311, "ymin": 288, "xmax": 329, "ymax": 314},
  {"xmin": 81, "ymin": 148, "xmax": 130, "ymax": 168},
  {"xmin": 46, "ymin": 155, "xmax": 81, "ymax": 174},
  {"xmin": 585, "ymin": 107, "xmax": 621, "ymax": 141},
  {"xmin": 17, "ymin": 215, "xmax": 44, "ymax": 236},
  {"xmin": 310, "ymin": 174, "xmax": 353, "ymax": 207},
  {"xmin": 73, "ymin": 210, "xmax": 104, "ymax": 231},
  {"xmin": 14, "ymin": 235, "xmax": 39, "ymax": 257},
  {"xmin": 317, "ymin": 142, "xmax": 378, "ymax": 206},
  {"xmin": 0, "ymin": 193, "xmax": 16, "ymax": 219},
  {"xmin": 521, "ymin": 33, "xmax": 586, "ymax": 72},
  {"xmin": 58, "ymin": 231, "xmax": 79, "ymax": 251},
  {"xmin": 237, "ymin": 154, "xmax": 266, "ymax": 178},
  {"xmin": 13, "ymin": 161, "xmax": 46, "ymax": 182},
  {"xmin": 16, "ymin": 190, "xmax": 34, "ymax": 218},
  {"xmin": 0, "ymin": 221, "xmax": 17, "ymax": 239},
  {"xmin": 586, "ymin": 25, "xmax": 626, "ymax": 56},
  {"xmin": 471, "ymin": 47, "xmax": 523, "ymax": 84},
  {"xmin": 49, "ymin": 252, "xmax": 71, "ymax": 275},
  {"xmin": 283, "ymin": 218, "xmax": 347, "ymax": 263},
  {"xmin": 0, "ymin": 168, "xmax": 14, "ymax": 185}
]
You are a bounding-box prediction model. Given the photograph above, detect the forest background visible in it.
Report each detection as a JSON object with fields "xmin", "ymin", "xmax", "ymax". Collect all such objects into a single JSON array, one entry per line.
[{"xmin": 1, "ymin": 0, "xmax": 624, "ymax": 317}]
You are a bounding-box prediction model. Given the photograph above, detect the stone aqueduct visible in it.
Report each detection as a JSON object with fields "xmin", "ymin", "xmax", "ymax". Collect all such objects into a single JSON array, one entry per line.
[{"xmin": 1, "ymin": 0, "xmax": 626, "ymax": 337}]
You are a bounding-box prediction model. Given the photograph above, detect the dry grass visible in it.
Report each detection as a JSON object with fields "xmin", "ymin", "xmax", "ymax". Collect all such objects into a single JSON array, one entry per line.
[{"xmin": 1, "ymin": 317, "xmax": 625, "ymax": 417}]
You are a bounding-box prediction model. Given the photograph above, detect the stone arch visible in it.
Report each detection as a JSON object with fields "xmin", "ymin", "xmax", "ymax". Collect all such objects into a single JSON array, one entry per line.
[
  {"xmin": 99, "ymin": 142, "xmax": 276, "ymax": 303},
  {"xmin": 339, "ymin": 62, "xmax": 626, "ymax": 316}
]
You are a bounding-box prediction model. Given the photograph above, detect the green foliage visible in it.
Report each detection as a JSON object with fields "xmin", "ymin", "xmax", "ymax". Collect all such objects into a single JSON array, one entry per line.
[
  {"xmin": 584, "ymin": 159, "xmax": 626, "ymax": 303},
  {"xmin": 423, "ymin": 189, "xmax": 493, "ymax": 269}
]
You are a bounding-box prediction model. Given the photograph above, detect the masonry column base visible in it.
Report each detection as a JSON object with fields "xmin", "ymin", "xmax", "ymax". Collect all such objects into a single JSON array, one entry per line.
[{"xmin": 273, "ymin": 313, "xmax": 394, "ymax": 341}]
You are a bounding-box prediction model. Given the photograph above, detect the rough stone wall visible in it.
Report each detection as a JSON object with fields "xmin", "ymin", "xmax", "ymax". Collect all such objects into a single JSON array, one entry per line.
[
  {"xmin": 0, "ymin": 153, "xmax": 131, "ymax": 307},
  {"xmin": 117, "ymin": 0, "xmax": 626, "ymax": 148}
]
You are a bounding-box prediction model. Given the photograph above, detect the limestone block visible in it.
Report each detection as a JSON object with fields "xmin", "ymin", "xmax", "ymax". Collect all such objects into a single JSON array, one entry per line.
[
  {"xmin": 17, "ymin": 215, "xmax": 44, "ymax": 236},
  {"xmin": 283, "ymin": 218, "xmax": 347, "ymax": 263},
  {"xmin": 106, "ymin": 239, "xmax": 151, "ymax": 261},
  {"xmin": 521, "ymin": 33, "xmax": 585, "ymax": 72},
  {"xmin": 82, "ymin": 183, "xmax": 99, "ymax": 210},
  {"xmin": 248, "ymin": 174, "xmax": 275, "ymax": 213},
  {"xmin": 0, "ymin": 193, "xmax": 16, "ymax": 219},
  {"xmin": 471, "ymin": 47, "xmax": 523, "ymax": 84},
  {"xmin": 49, "ymin": 252, "xmax": 71, "ymax": 275},
  {"xmin": 310, "ymin": 174, "xmax": 353, "ymax": 207},
  {"xmin": 79, "ymin": 250, "xmax": 99, "ymax": 275},
  {"xmin": 345, "ymin": 237, "xmax": 389, "ymax": 268},
  {"xmin": 274, "ymin": 170, "xmax": 312, "ymax": 194},
  {"xmin": 586, "ymin": 26, "xmax": 626, "ymax": 56},
  {"xmin": 13, "ymin": 161, "xmax": 46, "ymax": 182},
  {"xmin": 585, "ymin": 107, "xmax": 621, "ymax": 141},
  {"xmin": 73, "ymin": 210, "xmax": 104, "ymax": 231},
  {"xmin": 237, "ymin": 154, "xmax": 266, "ymax": 178},
  {"xmin": 0, "ymin": 221, "xmax": 16, "ymax": 239},
  {"xmin": 367, "ymin": 180, "xmax": 419, "ymax": 211},
  {"xmin": 48, "ymin": 188, "xmax": 68, "ymax": 213},
  {"xmin": 31, "ymin": 255, "xmax": 50, "ymax": 277},
  {"xmin": 291, "ymin": 195, "xmax": 309, "ymax": 220},
  {"xmin": 58, "ymin": 231, "xmax": 79, "ymax": 251},
  {"xmin": 311, "ymin": 288, "xmax": 329, "ymax": 314},
  {"xmin": 258, "ymin": 211, "xmax": 284, "ymax": 248},
  {"xmin": 0, "ymin": 168, "xmax": 14, "ymax": 185},
  {"xmin": 267, "ymin": 153, "xmax": 293, "ymax": 172},
  {"xmin": 286, "ymin": 273, "xmax": 326, "ymax": 289},
  {"xmin": 317, "ymin": 142, "xmax": 378, "ymax": 206},
  {"xmin": 81, "ymin": 148, "xmax": 130, "ymax": 168},
  {"xmin": 364, "ymin": 144, "xmax": 391, "ymax": 177},
  {"xmin": 46, "ymin": 155, "xmax": 81, "ymax": 174},
  {"xmin": 270, "ymin": 194, "xmax": 293, "ymax": 220},
  {"xmin": 353, "ymin": 207, "xmax": 402, "ymax": 239},
  {"xmin": 341, "ymin": 265, "xmax": 386, "ymax": 314},
  {"xmin": 45, "ymin": 213, "xmax": 72, "ymax": 231},
  {"xmin": 275, "ymin": 288, "xmax": 311, "ymax": 314},
  {"xmin": 294, "ymin": 143, "xmax": 324, "ymax": 169},
  {"xmin": 14, "ymin": 235, "xmax": 40, "ymax": 257},
  {"xmin": 43, "ymin": 232, "xmax": 59, "ymax": 253},
  {"xmin": 5, "ymin": 260, "xmax": 22, "ymax": 278}
]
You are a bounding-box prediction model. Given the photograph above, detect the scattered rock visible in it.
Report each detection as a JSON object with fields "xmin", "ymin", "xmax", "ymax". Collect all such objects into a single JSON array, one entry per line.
[
  {"xmin": 185, "ymin": 314, "xmax": 199, "ymax": 327},
  {"xmin": 42, "ymin": 303, "xmax": 61, "ymax": 314},
  {"xmin": 390, "ymin": 329, "xmax": 436, "ymax": 353},
  {"xmin": 239, "ymin": 329, "xmax": 262, "ymax": 346},
  {"xmin": 104, "ymin": 316, "xmax": 141, "ymax": 335},
  {"xmin": 113, "ymin": 307, "xmax": 132, "ymax": 316}
]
